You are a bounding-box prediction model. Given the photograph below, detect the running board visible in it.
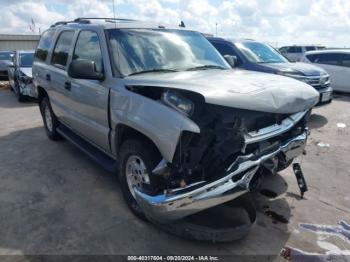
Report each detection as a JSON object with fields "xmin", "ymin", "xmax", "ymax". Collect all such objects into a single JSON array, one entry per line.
[{"xmin": 57, "ymin": 124, "xmax": 117, "ymax": 173}]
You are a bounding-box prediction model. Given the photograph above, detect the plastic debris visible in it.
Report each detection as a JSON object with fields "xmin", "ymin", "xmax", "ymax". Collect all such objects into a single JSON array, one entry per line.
[
  {"xmin": 337, "ymin": 123, "xmax": 346, "ymax": 129},
  {"xmin": 317, "ymin": 142, "xmax": 330, "ymax": 148}
]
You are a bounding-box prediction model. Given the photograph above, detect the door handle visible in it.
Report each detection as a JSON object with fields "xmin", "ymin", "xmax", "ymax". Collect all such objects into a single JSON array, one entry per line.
[
  {"xmin": 64, "ymin": 81, "xmax": 71, "ymax": 91},
  {"xmin": 46, "ymin": 74, "xmax": 51, "ymax": 81}
]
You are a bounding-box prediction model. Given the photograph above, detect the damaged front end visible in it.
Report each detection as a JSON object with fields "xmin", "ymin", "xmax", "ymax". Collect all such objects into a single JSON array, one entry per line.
[
  {"xmin": 133, "ymin": 98, "xmax": 311, "ymax": 223},
  {"xmin": 18, "ymin": 72, "xmax": 36, "ymax": 98}
]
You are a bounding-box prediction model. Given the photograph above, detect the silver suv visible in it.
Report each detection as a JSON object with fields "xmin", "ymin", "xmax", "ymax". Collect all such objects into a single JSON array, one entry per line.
[{"xmin": 33, "ymin": 18, "xmax": 319, "ymax": 238}]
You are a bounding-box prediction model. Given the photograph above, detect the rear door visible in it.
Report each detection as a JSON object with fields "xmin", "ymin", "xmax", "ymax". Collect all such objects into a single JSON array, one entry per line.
[
  {"xmin": 47, "ymin": 30, "xmax": 76, "ymax": 124},
  {"xmin": 65, "ymin": 29, "xmax": 110, "ymax": 152}
]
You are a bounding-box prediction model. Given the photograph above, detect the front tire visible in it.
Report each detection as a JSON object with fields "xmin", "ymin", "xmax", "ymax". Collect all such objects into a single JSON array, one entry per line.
[
  {"xmin": 40, "ymin": 97, "xmax": 61, "ymax": 141},
  {"xmin": 118, "ymin": 139, "xmax": 161, "ymax": 220}
]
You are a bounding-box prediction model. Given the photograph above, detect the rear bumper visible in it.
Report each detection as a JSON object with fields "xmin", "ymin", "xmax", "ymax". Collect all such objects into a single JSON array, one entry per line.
[{"xmin": 135, "ymin": 131, "xmax": 308, "ymax": 223}]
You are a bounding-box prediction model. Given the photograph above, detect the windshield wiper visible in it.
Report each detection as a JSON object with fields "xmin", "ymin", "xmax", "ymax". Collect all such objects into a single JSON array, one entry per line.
[
  {"xmin": 128, "ymin": 68, "xmax": 178, "ymax": 76},
  {"xmin": 185, "ymin": 65, "xmax": 227, "ymax": 71}
]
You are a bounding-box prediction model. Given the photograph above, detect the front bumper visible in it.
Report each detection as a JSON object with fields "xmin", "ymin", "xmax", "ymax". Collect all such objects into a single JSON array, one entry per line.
[
  {"xmin": 135, "ymin": 131, "xmax": 308, "ymax": 223},
  {"xmin": 316, "ymin": 86, "xmax": 333, "ymax": 105}
]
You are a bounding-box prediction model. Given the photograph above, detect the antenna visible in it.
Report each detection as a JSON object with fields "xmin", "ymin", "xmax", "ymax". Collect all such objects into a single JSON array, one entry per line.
[{"xmin": 112, "ymin": 0, "xmax": 116, "ymax": 21}]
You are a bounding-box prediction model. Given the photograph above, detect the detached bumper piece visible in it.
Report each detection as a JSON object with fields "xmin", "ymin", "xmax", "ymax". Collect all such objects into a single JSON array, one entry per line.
[
  {"xmin": 149, "ymin": 193, "xmax": 256, "ymax": 242},
  {"xmin": 135, "ymin": 131, "xmax": 307, "ymax": 224}
]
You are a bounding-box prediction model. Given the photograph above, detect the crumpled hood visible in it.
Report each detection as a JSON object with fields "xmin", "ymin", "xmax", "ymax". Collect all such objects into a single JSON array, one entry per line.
[
  {"xmin": 20, "ymin": 67, "xmax": 32, "ymax": 78},
  {"xmin": 124, "ymin": 69, "xmax": 320, "ymax": 114},
  {"xmin": 263, "ymin": 62, "xmax": 327, "ymax": 76}
]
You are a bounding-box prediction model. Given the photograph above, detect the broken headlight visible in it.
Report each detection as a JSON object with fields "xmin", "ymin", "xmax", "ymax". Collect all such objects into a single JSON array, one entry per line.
[{"xmin": 162, "ymin": 90, "xmax": 194, "ymax": 116}]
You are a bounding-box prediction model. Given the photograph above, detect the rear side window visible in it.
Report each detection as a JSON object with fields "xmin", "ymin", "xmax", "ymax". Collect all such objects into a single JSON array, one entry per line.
[
  {"xmin": 288, "ymin": 46, "xmax": 302, "ymax": 53},
  {"xmin": 305, "ymin": 54, "xmax": 319, "ymax": 62},
  {"xmin": 35, "ymin": 30, "xmax": 55, "ymax": 62},
  {"xmin": 72, "ymin": 30, "xmax": 103, "ymax": 73},
  {"xmin": 51, "ymin": 31, "xmax": 75, "ymax": 68},
  {"xmin": 305, "ymin": 46, "xmax": 316, "ymax": 51},
  {"xmin": 341, "ymin": 54, "xmax": 350, "ymax": 67},
  {"xmin": 315, "ymin": 53, "xmax": 342, "ymax": 65}
]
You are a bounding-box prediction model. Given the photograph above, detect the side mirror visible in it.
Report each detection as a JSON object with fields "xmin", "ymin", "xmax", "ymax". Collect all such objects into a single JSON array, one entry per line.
[
  {"xmin": 68, "ymin": 59, "xmax": 104, "ymax": 80},
  {"xmin": 224, "ymin": 55, "xmax": 238, "ymax": 68}
]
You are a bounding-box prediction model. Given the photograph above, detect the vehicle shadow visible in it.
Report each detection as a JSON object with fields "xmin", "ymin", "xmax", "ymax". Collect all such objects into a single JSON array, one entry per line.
[
  {"xmin": 333, "ymin": 91, "xmax": 350, "ymax": 103},
  {"xmin": 0, "ymin": 89, "xmax": 37, "ymax": 109},
  {"xmin": 308, "ymin": 113, "xmax": 328, "ymax": 129},
  {"xmin": 0, "ymin": 126, "xmax": 292, "ymax": 258}
]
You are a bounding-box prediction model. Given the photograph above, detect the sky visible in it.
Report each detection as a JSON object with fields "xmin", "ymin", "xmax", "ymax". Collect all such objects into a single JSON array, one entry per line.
[{"xmin": 0, "ymin": 0, "xmax": 349, "ymax": 47}]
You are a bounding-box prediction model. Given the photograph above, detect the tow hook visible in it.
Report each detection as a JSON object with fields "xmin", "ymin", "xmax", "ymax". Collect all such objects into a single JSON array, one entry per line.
[{"xmin": 293, "ymin": 163, "xmax": 308, "ymax": 198}]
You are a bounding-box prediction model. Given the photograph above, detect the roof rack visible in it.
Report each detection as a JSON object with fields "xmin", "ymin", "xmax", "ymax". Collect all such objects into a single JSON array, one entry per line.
[
  {"xmin": 75, "ymin": 17, "xmax": 137, "ymax": 22},
  {"xmin": 50, "ymin": 17, "xmax": 137, "ymax": 28}
]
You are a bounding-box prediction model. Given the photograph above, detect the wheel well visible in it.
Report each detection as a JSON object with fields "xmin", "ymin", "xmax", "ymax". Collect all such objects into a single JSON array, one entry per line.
[
  {"xmin": 115, "ymin": 124, "xmax": 161, "ymax": 158},
  {"xmin": 37, "ymin": 86, "xmax": 48, "ymax": 106}
]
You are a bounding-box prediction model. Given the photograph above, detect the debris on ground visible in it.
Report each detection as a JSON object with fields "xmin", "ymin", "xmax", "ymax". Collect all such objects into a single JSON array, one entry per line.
[
  {"xmin": 317, "ymin": 142, "xmax": 330, "ymax": 148},
  {"xmin": 299, "ymin": 220, "xmax": 350, "ymax": 242},
  {"xmin": 337, "ymin": 123, "xmax": 347, "ymax": 129}
]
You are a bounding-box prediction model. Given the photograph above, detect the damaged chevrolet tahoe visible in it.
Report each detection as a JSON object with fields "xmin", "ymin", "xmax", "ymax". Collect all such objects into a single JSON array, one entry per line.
[{"xmin": 33, "ymin": 18, "xmax": 319, "ymax": 241}]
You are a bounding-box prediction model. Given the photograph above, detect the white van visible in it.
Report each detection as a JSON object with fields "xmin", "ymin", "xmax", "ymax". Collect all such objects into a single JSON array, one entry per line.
[
  {"xmin": 302, "ymin": 50, "xmax": 350, "ymax": 93},
  {"xmin": 280, "ymin": 45, "xmax": 325, "ymax": 62}
]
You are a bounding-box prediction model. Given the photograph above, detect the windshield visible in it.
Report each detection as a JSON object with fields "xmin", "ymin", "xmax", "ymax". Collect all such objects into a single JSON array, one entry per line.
[
  {"xmin": 20, "ymin": 53, "xmax": 34, "ymax": 67},
  {"xmin": 0, "ymin": 52, "xmax": 12, "ymax": 61},
  {"xmin": 236, "ymin": 41, "xmax": 289, "ymax": 63},
  {"xmin": 107, "ymin": 29, "xmax": 230, "ymax": 76}
]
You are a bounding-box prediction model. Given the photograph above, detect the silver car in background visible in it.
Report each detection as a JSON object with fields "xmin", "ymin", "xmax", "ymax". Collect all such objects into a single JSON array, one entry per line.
[
  {"xmin": 0, "ymin": 51, "xmax": 14, "ymax": 79},
  {"xmin": 302, "ymin": 49, "xmax": 350, "ymax": 93},
  {"xmin": 8, "ymin": 50, "xmax": 35, "ymax": 101}
]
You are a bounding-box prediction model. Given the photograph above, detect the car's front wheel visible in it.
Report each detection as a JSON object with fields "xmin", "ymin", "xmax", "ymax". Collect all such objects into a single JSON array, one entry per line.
[
  {"xmin": 118, "ymin": 139, "xmax": 161, "ymax": 220},
  {"xmin": 40, "ymin": 97, "xmax": 61, "ymax": 141}
]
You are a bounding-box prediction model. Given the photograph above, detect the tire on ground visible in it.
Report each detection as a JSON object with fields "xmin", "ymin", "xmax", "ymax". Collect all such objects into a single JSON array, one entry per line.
[
  {"xmin": 118, "ymin": 138, "xmax": 161, "ymax": 220},
  {"xmin": 40, "ymin": 96, "xmax": 62, "ymax": 140}
]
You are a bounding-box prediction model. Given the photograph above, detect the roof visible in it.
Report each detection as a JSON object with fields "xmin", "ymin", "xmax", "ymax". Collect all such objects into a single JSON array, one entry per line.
[
  {"xmin": 305, "ymin": 49, "xmax": 350, "ymax": 55},
  {"xmin": 279, "ymin": 45, "xmax": 325, "ymax": 48},
  {"xmin": 50, "ymin": 18, "xmax": 185, "ymax": 31},
  {"xmin": 206, "ymin": 36, "xmax": 255, "ymax": 43}
]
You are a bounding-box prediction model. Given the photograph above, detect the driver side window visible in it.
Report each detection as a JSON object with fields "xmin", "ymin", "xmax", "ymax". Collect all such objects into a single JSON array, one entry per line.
[{"xmin": 73, "ymin": 30, "xmax": 103, "ymax": 73}]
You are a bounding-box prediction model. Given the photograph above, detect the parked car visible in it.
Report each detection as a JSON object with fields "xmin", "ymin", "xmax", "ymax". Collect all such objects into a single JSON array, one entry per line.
[
  {"xmin": 8, "ymin": 50, "xmax": 35, "ymax": 101},
  {"xmin": 0, "ymin": 51, "xmax": 14, "ymax": 79},
  {"xmin": 207, "ymin": 38, "xmax": 332, "ymax": 105},
  {"xmin": 279, "ymin": 45, "xmax": 325, "ymax": 62},
  {"xmin": 33, "ymin": 18, "xmax": 319, "ymax": 240},
  {"xmin": 302, "ymin": 49, "xmax": 350, "ymax": 93}
]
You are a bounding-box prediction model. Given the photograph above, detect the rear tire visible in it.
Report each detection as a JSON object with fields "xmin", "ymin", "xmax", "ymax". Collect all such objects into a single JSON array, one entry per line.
[
  {"xmin": 40, "ymin": 97, "xmax": 62, "ymax": 141},
  {"xmin": 118, "ymin": 139, "xmax": 161, "ymax": 220}
]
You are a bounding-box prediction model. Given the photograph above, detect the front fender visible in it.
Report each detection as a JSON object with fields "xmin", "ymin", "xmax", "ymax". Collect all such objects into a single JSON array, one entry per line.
[{"xmin": 110, "ymin": 88, "xmax": 200, "ymax": 162}]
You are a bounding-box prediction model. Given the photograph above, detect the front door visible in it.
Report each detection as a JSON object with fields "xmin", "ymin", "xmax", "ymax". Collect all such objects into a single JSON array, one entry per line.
[{"xmin": 65, "ymin": 30, "xmax": 110, "ymax": 152}]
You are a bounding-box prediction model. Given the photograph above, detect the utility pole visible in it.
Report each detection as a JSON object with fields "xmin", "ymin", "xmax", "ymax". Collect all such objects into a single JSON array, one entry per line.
[{"xmin": 215, "ymin": 22, "xmax": 218, "ymax": 36}]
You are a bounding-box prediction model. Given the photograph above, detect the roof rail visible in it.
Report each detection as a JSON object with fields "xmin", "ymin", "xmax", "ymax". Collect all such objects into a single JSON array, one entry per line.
[
  {"xmin": 50, "ymin": 19, "xmax": 90, "ymax": 28},
  {"xmin": 74, "ymin": 17, "xmax": 138, "ymax": 22},
  {"xmin": 50, "ymin": 17, "xmax": 137, "ymax": 28}
]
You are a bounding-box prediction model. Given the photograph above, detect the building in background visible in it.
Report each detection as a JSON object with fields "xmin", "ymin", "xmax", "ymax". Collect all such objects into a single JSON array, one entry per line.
[{"xmin": 0, "ymin": 34, "xmax": 40, "ymax": 52}]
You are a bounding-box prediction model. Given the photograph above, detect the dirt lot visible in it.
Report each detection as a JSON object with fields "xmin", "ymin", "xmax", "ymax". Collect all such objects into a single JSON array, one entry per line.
[{"xmin": 0, "ymin": 81, "xmax": 349, "ymax": 260}]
